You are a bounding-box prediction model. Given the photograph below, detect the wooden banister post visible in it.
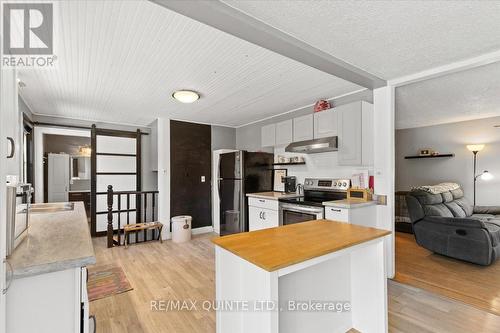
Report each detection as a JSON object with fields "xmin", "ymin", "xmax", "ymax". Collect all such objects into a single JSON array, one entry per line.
[{"xmin": 107, "ymin": 185, "xmax": 114, "ymax": 248}]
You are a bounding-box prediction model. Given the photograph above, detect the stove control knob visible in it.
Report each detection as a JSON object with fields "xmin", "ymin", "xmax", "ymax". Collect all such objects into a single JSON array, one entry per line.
[
  {"xmin": 343, "ymin": 182, "xmax": 347, "ymax": 187},
  {"xmin": 333, "ymin": 182, "xmax": 337, "ymax": 187}
]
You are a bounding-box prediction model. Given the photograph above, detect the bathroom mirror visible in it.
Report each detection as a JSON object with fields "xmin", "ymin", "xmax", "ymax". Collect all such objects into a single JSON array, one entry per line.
[{"xmin": 70, "ymin": 156, "xmax": 91, "ymax": 180}]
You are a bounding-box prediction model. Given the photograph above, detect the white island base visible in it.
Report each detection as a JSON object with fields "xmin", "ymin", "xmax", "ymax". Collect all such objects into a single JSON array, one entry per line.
[{"xmin": 215, "ymin": 229, "xmax": 387, "ymax": 333}]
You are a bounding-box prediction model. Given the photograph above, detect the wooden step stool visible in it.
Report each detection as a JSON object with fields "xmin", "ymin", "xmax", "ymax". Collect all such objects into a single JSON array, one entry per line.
[{"xmin": 123, "ymin": 222, "xmax": 163, "ymax": 248}]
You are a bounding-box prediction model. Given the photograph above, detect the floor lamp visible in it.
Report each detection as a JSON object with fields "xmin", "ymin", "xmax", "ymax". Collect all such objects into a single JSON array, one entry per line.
[{"xmin": 467, "ymin": 144, "xmax": 493, "ymax": 205}]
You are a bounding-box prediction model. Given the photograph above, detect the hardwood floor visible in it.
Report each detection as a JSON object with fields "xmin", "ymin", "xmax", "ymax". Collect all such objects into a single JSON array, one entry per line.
[
  {"xmin": 395, "ymin": 232, "xmax": 500, "ymax": 316},
  {"xmin": 90, "ymin": 233, "xmax": 500, "ymax": 333}
]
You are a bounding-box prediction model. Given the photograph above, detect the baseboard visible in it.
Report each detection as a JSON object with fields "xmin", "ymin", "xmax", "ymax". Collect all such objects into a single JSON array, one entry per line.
[{"xmin": 191, "ymin": 226, "xmax": 214, "ymax": 235}]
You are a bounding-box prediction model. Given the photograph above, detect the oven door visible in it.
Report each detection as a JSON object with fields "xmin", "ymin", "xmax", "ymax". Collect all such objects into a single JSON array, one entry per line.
[{"xmin": 279, "ymin": 203, "xmax": 324, "ymax": 226}]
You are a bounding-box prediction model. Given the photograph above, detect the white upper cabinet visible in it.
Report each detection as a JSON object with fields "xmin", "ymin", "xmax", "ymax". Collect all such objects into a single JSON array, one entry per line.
[
  {"xmin": 293, "ymin": 114, "xmax": 313, "ymax": 142},
  {"xmin": 275, "ymin": 119, "xmax": 293, "ymax": 146},
  {"xmin": 261, "ymin": 123, "xmax": 276, "ymax": 147},
  {"xmin": 313, "ymin": 108, "xmax": 338, "ymax": 138},
  {"xmin": 337, "ymin": 101, "xmax": 373, "ymax": 166}
]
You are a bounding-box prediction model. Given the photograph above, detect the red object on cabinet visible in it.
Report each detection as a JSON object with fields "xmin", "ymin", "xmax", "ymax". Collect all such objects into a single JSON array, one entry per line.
[{"xmin": 314, "ymin": 100, "xmax": 331, "ymax": 112}]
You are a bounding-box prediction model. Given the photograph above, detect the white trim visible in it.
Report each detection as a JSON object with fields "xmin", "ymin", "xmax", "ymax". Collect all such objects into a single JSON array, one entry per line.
[
  {"xmin": 30, "ymin": 112, "xmax": 152, "ymax": 131},
  {"xmin": 388, "ymin": 49, "xmax": 500, "ymax": 87},
  {"xmin": 33, "ymin": 126, "xmax": 90, "ymax": 203},
  {"xmin": 235, "ymin": 88, "xmax": 369, "ymax": 128},
  {"xmin": 26, "ymin": 90, "xmax": 371, "ymax": 131},
  {"xmin": 191, "ymin": 226, "xmax": 214, "ymax": 235},
  {"xmin": 170, "ymin": 118, "xmax": 235, "ymax": 128}
]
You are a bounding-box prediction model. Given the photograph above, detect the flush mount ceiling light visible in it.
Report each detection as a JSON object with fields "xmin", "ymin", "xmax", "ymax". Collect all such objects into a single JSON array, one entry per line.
[{"xmin": 172, "ymin": 90, "xmax": 200, "ymax": 103}]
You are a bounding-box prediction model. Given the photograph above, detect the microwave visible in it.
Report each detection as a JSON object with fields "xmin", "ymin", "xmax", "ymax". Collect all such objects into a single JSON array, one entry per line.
[{"xmin": 6, "ymin": 184, "xmax": 32, "ymax": 257}]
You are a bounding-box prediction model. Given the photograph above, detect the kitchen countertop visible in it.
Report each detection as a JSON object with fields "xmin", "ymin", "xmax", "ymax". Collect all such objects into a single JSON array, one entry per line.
[
  {"xmin": 212, "ymin": 220, "xmax": 390, "ymax": 272},
  {"xmin": 246, "ymin": 191, "xmax": 303, "ymax": 200},
  {"xmin": 8, "ymin": 202, "xmax": 96, "ymax": 279},
  {"xmin": 68, "ymin": 190, "xmax": 90, "ymax": 193},
  {"xmin": 323, "ymin": 199, "xmax": 377, "ymax": 209}
]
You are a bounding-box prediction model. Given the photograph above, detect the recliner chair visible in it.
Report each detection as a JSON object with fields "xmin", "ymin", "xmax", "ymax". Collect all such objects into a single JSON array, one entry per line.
[{"xmin": 406, "ymin": 186, "xmax": 500, "ymax": 265}]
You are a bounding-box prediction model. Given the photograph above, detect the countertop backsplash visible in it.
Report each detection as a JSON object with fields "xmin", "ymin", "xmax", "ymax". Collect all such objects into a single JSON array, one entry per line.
[{"xmin": 273, "ymin": 147, "xmax": 373, "ymax": 185}]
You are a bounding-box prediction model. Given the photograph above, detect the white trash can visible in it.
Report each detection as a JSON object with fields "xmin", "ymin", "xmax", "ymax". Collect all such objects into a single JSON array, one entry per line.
[{"xmin": 171, "ymin": 216, "xmax": 192, "ymax": 243}]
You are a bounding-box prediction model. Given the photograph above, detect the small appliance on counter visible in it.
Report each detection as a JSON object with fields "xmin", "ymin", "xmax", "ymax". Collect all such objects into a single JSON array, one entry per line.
[
  {"xmin": 6, "ymin": 183, "xmax": 32, "ymax": 256},
  {"xmin": 282, "ymin": 176, "xmax": 297, "ymax": 193},
  {"xmin": 347, "ymin": 187, "xmax": 373, "ymax": 202}
]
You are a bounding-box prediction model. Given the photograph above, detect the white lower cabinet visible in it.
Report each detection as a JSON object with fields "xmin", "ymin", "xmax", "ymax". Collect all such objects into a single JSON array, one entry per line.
[
  {"xmin": 249, "ymin": 206, "xmax": 279, "ymax": 231},
  {"xmin": 325, "ymin": 204, "xmax": 377, "ymax": 227},
  {"xmin": 325, "ymin": 207, "xmax": 349, "ymax": 222},
  {"xmin": 248, "ymin": 197, "xmax": 279, "ymax": 231},
  {"xmin": 7, "ymin": 267, "xmax": 90, "ymax": 333}
]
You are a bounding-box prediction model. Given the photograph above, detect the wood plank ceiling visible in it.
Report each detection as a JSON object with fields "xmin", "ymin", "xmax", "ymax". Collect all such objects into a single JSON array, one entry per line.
[{"xmin": 17, "ymin": 0, "xmax": 362, "ymax": 127}]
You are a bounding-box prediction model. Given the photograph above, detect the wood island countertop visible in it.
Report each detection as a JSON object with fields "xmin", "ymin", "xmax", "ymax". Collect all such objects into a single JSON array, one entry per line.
[{"xmin": 212, "ymin": 220, "xmax": 390, "ymax": 272}]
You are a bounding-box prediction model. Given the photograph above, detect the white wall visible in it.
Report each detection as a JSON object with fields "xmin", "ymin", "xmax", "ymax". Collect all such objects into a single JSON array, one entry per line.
[
  {"xmin": 212, "ymin": 125, "xmax": 236, "ymax": 151},
  {"xmin": 273, "ymin": 147, "xmax": 371, "ymax": 185},
  {"xmin": 373, "ymin": 86, "xmax": 395, "ymax": 279},
  {"xmin": 396, "ymin": 116, "xmax": 500, "ymax": 206},
  {"xmin": 157, "ymin": 118, "xmax": 171, "ymax": 240}
]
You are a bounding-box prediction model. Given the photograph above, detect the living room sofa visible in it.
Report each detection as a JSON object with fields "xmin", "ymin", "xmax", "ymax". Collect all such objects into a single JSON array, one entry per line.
[{"xmin": 406, "ymin": 185, "xmax": 500, "ymax": 265}]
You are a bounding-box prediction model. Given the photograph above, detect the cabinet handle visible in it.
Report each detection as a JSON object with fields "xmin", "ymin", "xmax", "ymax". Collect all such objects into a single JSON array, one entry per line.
[
  {"xmin": 330, "ymin": 208, "xmax": 341, "ymax": 212},
  {"xmin": 259, "ymin": 212, "xmax": 263, "ymax": 219},
  {"xmin": 6, "ymin": 137, "xmax": 14, "ymax": 159},
  {"xmin": 259, "ymin": 199, "xmax": 265, "ymax": 203},
  {"xmin": 262, "ymin": 212, "xmax": 266, "ymax": 220}
]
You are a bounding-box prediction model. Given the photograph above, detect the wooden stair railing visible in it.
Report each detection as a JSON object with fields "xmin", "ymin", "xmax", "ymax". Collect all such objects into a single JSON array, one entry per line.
[{"xmin": 98, "ymin": 185, "xmax": 160, "ymax": 248}]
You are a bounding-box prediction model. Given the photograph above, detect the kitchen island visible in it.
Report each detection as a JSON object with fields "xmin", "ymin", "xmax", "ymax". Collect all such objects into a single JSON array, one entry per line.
[
  {"xmin": 212, "ymin": 220, "xmax": 391, "ymax": 333},
  {"xmin": 7, "ymin": 202, "xmax": 95, "ymax": 333}
]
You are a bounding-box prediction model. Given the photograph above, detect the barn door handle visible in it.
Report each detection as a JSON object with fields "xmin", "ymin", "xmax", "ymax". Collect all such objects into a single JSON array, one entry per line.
[{"xmin": 6, "ymin": 137, "xmax": 14, "ymax": 158}]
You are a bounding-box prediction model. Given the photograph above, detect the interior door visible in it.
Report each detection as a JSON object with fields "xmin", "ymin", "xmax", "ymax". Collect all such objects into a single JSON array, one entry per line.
[{"xmin": 48, "ymin": 153, "xmax": 69, "ymax": 202}]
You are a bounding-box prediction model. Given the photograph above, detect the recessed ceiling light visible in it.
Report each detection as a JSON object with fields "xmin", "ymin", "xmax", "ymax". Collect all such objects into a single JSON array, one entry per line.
[{"xmin": 172, "ymin": 90, "xmax": 200, "ymax": 103}]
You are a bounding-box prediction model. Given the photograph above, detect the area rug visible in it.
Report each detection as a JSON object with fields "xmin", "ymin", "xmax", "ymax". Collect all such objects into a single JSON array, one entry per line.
[
  {"xmin": 87, "ymin": 264, "xmax": 133, "ymax": 301},
  {"xmin": 394, "ymin": 232, "xmax": 500, "ymax": 316}
]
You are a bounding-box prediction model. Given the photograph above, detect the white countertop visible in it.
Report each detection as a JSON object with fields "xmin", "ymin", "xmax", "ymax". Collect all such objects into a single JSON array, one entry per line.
[
  {"xmin": 246, "ymin": 191, "xmax": 303, "ymax": 200},
  {"xmin": 323, "ymin": 199, "xmax": 377, "ymax": 209},
  {"xmin": 8, "ymin": 202, "xmax": 96, "ymax": 279}
]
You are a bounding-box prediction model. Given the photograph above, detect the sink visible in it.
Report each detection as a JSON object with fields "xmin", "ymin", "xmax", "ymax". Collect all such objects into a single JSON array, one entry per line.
[{"xmin": 28, "ymin": 202, "xmax": 75, "ymax": 213}]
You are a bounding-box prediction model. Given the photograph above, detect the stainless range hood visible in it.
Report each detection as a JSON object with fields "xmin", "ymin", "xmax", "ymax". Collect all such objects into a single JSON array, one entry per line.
[{"xmin": 285, "ymin": 136, "xmax": 338, "ymax": 154}]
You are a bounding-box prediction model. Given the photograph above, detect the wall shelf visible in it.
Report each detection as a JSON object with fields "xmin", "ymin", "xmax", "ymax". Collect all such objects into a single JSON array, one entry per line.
[
  {"xmin": 404, "ymin": 154, "xmax": 455, "ymax": 159},
  {"xmin": 272, "ymin": 162, "xmax": 306, "ymax": 166}
]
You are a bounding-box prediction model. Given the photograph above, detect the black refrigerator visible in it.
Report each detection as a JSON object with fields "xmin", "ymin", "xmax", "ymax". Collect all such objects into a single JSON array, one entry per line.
[{"xmin": 218, "ymin": 151, "xmax": 274, "ymax": 235}]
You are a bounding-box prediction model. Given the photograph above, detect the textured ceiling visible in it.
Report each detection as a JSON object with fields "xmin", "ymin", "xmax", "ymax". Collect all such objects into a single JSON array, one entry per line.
[
  {"xmin": 396, "ymin": 62, "xmax": 500, "ymax": 129},
  {"xmin": 17, "ymin": 0, "xmax": 361, "ymax": 127},
  {"xmin": 223, "ymin": 0, "xmax": 500, "ymax": 79}
]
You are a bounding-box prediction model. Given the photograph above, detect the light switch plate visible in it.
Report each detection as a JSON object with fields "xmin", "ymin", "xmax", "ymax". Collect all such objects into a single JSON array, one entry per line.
[
  {"xmin": 201, "ymin": 176, "xmax": 206, "ymax": 183},
  {"xmin": 373, "ymin": 194, "xmax": 387, "ymax": 205}
]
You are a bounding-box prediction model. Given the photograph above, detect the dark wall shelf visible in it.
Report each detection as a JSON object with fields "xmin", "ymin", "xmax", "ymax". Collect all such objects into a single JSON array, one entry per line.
[
  {"xmin": 404, "ymin": 154, "xmax": 455, "ymax": 159},
  {"xmin": 272, "ymin": 162, "xmax": 306, "ymax": 166}
]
